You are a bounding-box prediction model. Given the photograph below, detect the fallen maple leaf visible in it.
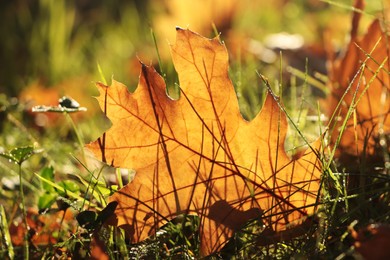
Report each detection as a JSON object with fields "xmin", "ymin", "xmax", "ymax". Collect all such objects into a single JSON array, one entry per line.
[
  {"xmin": 87, "ymin": 28, "xmax": 322, "ymax": 255},
  {"xmin": 327, "ymin": 7, "xmax": 390, "ymax": 161}
]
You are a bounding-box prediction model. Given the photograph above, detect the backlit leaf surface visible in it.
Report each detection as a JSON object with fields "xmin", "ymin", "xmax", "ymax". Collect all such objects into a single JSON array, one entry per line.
[
  {"xmin": 87, "ymin": 28, "xmax": 322, "ymax": 255},
  {"xmin": 328, "ymin": 17, "xmax": 390, "ymax": 160}
]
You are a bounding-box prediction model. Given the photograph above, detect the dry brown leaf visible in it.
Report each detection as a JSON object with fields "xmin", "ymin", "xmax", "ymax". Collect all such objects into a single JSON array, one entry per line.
[
  {"xmin": 327, "ymin": 14, "xmax": 390, "ymax": 161},
  {"xmin": 10, "ymin": 208, "xmax": 75, "ymax": 247},
  {"xmin": 350, "ymin": 224, "xmax": 390, "ymax": 260},
  {"xmin": 87, "ymin": 28, "xmax": 322, "ymax": 255},
  {"xmin": 90, "ymin": 233, "xmax": 110, "ymax": 260}
]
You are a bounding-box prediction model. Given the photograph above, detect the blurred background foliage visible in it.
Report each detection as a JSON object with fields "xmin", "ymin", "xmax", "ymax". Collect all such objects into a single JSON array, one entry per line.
[{"xmin": 0, "ymin": 0, "xmax": 387, "ymax": 141}]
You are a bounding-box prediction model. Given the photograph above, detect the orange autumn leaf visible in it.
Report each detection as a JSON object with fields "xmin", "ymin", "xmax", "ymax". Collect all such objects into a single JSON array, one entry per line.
[
  {"xmin": 327, "ymin": 16, "xmax": 390, "ymax": 161},
  {"xmin": 87, "ymin": 28, "xmax": 322, "ymax": 255}
]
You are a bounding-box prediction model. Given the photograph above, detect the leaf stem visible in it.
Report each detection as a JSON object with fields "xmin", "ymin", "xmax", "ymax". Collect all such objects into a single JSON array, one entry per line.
[
  {"xmin": 64, "ymin": 112, "xmax": 86, "ymax": 164},
  {"xmin": 19, "ymin": 162, "xmax": 29, "ymax": 260}
]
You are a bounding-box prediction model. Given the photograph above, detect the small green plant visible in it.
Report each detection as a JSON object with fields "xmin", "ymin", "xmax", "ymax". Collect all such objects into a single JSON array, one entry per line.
[{"xmin": 0, "ymin": 146, "xmax": 40, "ymax": 260}]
